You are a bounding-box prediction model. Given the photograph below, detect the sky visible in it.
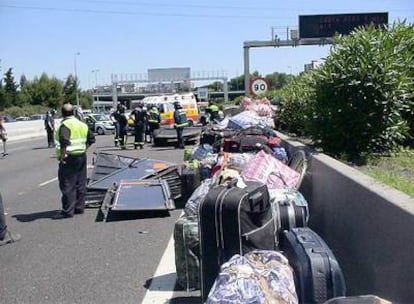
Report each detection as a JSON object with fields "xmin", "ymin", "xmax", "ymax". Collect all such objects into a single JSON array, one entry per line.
[{"xmin": 0, "ymin": 0, "xmax": 413, "ymax": 89}]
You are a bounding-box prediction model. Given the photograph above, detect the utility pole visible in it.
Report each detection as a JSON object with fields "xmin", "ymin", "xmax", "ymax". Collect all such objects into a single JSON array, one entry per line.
[{"xmin": 74, "ymin": 52, "xmax": 80, "ymax": 106}]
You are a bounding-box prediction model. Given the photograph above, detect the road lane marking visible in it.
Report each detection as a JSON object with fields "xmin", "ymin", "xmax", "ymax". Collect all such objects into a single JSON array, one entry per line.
[
  {"xmin": 141, "ymin": 235, "xmax": 177, "ymax": 304},
  {"xmin": 38, "ymin": 177, "xmax": 58, "ymax": 187}
]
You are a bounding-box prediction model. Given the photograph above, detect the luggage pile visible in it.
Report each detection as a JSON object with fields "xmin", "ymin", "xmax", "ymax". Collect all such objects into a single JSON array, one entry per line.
[{"xmin": 174, "ymin": 104, "xmax": 348, "ymax": 303}]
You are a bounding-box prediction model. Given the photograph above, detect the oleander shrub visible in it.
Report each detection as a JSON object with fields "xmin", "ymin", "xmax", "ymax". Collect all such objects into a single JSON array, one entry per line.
[
  {"xmin": 275, "ymin": 72, "xmax": 316, "ymax": 135},
  {"xmin": 308, "ymin": 22, "xmax": 414, "ymax": 160}
]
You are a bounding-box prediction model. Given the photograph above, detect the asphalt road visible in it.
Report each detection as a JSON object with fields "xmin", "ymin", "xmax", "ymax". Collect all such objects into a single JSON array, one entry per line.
[{"xmin": 0, "ymin": 134, "xmax": 201, "ymax": 304}]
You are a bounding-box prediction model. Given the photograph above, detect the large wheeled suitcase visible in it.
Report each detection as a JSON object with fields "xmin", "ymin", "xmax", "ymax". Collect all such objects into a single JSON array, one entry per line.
[
  {"xmin": 281, "ymin": 227, "xmax": 346, "ymax": 304},
  {"xmin": 199, "ymin": 180, "xmax": 277, "ymax": 301},
  {"xmin": 174, "ymin": 214, "xmax": 200, "ymax": 291}
]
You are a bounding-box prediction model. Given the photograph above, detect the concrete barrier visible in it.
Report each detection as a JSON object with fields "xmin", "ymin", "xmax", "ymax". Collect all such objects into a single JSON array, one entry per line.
[
  {"xmin": 277, "ymin": 132, "xmax": 414, "ymax": 303},
  {"xmin": 3, "ymin": 119, "xmax": 62, "ymax": 142}
]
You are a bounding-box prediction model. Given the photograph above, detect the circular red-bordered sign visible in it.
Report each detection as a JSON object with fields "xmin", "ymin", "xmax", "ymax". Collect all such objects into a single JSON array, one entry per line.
[{"xmin": 250, "ymin": 77, "xmax": 269, "ymax": 96}]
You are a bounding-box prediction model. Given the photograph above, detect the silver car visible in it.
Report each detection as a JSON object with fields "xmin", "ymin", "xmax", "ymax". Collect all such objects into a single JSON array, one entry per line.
[{"xmin": 85, "ymin": 113, "xmax": 115, "ymax": 135}]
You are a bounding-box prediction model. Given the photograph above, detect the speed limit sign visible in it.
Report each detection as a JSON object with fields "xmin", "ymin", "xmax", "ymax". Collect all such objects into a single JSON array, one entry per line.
[{"xmin": 250, "ymin": 77, "xmax": 269, "ymax": 96}]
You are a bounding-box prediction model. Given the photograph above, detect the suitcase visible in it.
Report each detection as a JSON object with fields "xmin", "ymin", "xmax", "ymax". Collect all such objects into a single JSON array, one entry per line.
[
  {"xmin": 181, "ymin": 166, "xmax": 201, "ymax": 200},
  {"xmin": 323, "ymin": 295, "xmax": 391, "ymax": 304},
  {"xmin": 199, "ymin": 180, "xmax": 277, "ymax": 301},
  {"xmin": 270, "ymin": 188, "xmax": 309, "ymax": 232},
  {"xmin": 281, "ymin": 228, "xmax": 346, "ymax": 304},
  {"xmin": 174, "ymin": 215, "xmax": 200, "ymax": 291},
  {"xmin": 223, "ymin": 135, "xmax": 281, "ymax": 153}
]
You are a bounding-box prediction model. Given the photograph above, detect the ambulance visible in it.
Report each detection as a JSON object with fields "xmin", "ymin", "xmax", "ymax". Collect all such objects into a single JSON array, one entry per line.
[{"xmin": 135, "ymin": 93, "xmax": 199, "ymax": 127}]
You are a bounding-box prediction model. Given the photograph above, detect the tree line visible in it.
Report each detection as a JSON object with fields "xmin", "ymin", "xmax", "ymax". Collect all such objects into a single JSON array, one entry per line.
[{"xmin": 0, "ymin": 70, "xmax": 92, "ymax": 117}]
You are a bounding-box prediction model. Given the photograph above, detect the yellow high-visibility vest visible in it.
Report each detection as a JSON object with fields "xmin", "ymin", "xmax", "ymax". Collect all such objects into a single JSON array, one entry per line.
[{"xmin": 55, "ymin": 117, "xmax": 88, "ymax": 158}]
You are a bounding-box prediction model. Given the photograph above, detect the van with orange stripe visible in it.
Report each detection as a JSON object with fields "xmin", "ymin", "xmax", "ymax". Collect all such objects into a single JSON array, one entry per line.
[{"xmin": 137, "ymin": 93, "xmax": 199, "ymax": 127}]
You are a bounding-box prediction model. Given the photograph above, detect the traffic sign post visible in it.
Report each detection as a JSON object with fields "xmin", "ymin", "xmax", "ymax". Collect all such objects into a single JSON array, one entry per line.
[{"xmin": 250, "ymin": 77, "xmax": 269, "ymax": 96}]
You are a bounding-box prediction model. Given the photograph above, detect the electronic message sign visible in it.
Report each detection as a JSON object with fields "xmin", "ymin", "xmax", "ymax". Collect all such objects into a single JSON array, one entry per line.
[{"xmin": 299, "ymin": 13, "xmax": 388, "ymax": 39}]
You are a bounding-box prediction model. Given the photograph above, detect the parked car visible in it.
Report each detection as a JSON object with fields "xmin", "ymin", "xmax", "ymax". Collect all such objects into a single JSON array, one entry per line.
[
  {"xmin": 30, "ymin": 114, "xmax": 47, "ymax": 120},
  {"xmin": 2, "ymin": 115, "xmax": 16, "ymax": 122},
  {"xmin": 85, "ymin": 113, "xmax": 115, "ymax": 135},
  {"xmin": 15, "ymin": 116, "xmax": 31, "ymax": 121}
]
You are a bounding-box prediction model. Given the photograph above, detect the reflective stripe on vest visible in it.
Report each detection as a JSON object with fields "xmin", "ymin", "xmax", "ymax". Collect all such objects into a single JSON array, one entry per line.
[
  {"xmin": 55, "ymin": 117, "xmax": 88, "ymax": 157},
  {"xmin": 174, "ymin": 109, "xmax": 188, "ymax": 128},
  {"xmin": 148, "ymin": 109, "xmax": 160, "ymax": 123}
]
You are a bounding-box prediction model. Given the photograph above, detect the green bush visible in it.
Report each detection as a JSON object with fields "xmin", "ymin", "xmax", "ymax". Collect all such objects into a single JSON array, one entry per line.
[
  {"xmin": 308, "ymin": 22, "xmax": 414, "ymax": 160},
  {"xmin": 275, "ymin": 72, "xmax": 316, "ymax": 135}
]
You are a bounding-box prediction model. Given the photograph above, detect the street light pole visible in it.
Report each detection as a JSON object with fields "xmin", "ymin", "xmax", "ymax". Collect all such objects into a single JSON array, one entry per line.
[
  {"xmin": 74, "ymin": 52, "xmax": 80, "ymax": 106},
  {"xmin": 92, "ymin": 69, "xmax": 99, "ymax": 88}
]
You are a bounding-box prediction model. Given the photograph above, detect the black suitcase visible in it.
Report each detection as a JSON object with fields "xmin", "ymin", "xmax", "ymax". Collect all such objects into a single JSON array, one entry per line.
[
  {"xmin": 271, "ymin": 189, "xmax": 309, "ymax": 232},
  {"xmin": 281, "ymin": 227, "xmax": 346, "ymax": 304},
  {"xmin": 199, "ymin": 180, "xmax": 277, "ymax": 301},
  {"xmin": 180, "ymin": 166, "xmax": 201, "ymax": 200}
]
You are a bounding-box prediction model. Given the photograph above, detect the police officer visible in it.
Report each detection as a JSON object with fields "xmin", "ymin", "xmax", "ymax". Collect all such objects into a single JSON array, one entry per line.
[
  {"xmin": 147, "ymin": 104, "xmax": 161, "ymax": 144},
  {"xmin": 44, "ymin": 109, "xmax": 56, "ymax": 148},
  {"xmin": 110, "ymin": 104, "xmax": 123, "ymax": 147},
  {"xmin": 118, "ymin": 105, "xmax": 129, "ymax": 150},
  {"xmin": 130, "ymin": 103, "xmax": 147, "ymax": 149},
  {"xmin": 173, "ymin": 101, "xmax": 188, "ymax": 149},
  {"xmin": 53, "ymin": 103, "xmax": 95, "ymax": 219}
]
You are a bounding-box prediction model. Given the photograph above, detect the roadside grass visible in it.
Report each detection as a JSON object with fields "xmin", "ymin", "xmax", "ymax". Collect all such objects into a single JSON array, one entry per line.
[{"xmin": 358, "ymin": 149, "xmax": 414, "ymax": 197}]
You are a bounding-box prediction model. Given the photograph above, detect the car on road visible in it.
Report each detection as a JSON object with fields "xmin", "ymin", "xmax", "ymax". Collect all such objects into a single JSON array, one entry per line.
[
  {"xmin": 30, "ymin": 114, "xmax": 47, "ymax": 121},
  {"xmin": 2, "ymin": 115, "xmax": 16, "ymax": 122},
  {"xmin": 15, "ymin": 116, "xmax": 31, "ymax": 121},
  {"xmin": 85, "ymin": 113, "xmax": 115, "ymax": 135}
]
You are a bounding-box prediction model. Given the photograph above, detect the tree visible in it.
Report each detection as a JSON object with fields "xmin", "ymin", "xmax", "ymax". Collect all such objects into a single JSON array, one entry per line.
[
  {"xmin": 28, "ymin": 73, "xmax": 64, "ymax": 108},
  {"xmin": 3, "ymin": 68, "xmax": 18, "ymax": 108},
  {"xmin": 228, "ymin": 71, "xmax": 261, "ymax": 91},
  {"xmin": 265, "ymin": 72, "xmax": 293, "ymax": 90},
  {"xmin": 207, "ymin": 81, "xmax": 223, "ymax": 91},
  {"xmin": 63, "ymin": 74, "xmax": 77, "ymax": 104}
]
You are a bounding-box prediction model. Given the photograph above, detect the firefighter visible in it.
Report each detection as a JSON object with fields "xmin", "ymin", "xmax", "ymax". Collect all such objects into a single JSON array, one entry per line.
[
  {"xmin": 110, "ymin": 103, "xmax": 123, "ymax": 147},
  {"xmin": 173, "ymin": 101, "xmax": 188, "ymax": 149},
  {"xmin": 147, "ymin": 104, "xmax": 161, "ymax": 144},
  {"xmin": 118, "ymin": 105, "xmax": 129, "ymax": 150},
  {"xmin": 130, "ymin": 103, "xmax": 147, "ymax": 149}
]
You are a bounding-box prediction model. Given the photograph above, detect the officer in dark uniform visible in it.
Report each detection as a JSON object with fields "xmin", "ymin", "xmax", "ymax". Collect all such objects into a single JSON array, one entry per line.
[
  {"xmin": 44, "ymin": 109, "xmax": 56, "ymax": 148},
  {"xmin": 118, "ymin": 105, "xmax": 129, "ymax": 150},
  {"xmin": 130, "ymin": 103, "xmax": 147, "ymax": 149},
  {"xmin": 147, "ymin": 104, "xmax": 161, "ymax": 144},
  {"xmin": 173, "ymin": 101, "xmax": 188, "ymax": 149},
  {"xmin": 53, "ymin": 103, "xmax": 95, "ymax": 219},
  {"xmin": 110, "ymin": 103, "xmax": 123, "ymax": 147}
]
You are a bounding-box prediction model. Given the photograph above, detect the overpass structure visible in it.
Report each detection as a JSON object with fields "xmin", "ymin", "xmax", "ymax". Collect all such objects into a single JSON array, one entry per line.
[{"xmin": 92, "ymin": 70, "xmax": 231, "ymax": 111}]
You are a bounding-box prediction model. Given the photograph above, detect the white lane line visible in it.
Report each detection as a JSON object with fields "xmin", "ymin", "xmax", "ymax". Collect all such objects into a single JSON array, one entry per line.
[
  {"xmin": 141, "ymin": 235, "xmax": 177, "ymax": 304},
  {"xmin": 38, "ymin": 177, "xmax": 58, "ymax": 187}
]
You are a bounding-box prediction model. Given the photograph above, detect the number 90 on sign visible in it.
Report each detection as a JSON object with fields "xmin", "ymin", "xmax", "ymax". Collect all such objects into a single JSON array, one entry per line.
[{"xmin": 250, "ymin": 78, "xmax": 269, "ymax": 96}]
